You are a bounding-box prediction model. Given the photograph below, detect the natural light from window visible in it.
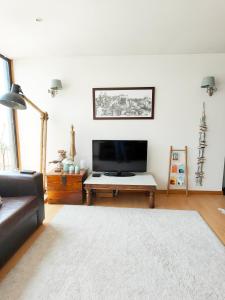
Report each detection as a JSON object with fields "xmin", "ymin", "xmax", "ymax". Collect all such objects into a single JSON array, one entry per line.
[{"xmin": 0, "ymin": 57, "xmax": 17, "ymax": 170}]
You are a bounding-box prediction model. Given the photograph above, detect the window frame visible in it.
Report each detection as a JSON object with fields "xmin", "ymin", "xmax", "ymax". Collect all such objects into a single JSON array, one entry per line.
[{"xmin": 0, "ymin": 53, "xmax": 19, "ymax": 169}]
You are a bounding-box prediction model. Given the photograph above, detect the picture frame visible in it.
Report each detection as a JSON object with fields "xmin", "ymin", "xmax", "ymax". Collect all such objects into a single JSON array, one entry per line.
[
  {"xmin": 172, "ymin": 152, "xmax": 179, "ymax": 160},
  {"xmin": 93, "ymin": 87, "xmax": 155, "ymax": 120}
]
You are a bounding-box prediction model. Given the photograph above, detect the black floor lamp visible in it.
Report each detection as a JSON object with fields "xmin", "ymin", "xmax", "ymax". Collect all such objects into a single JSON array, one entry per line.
[{"xmin": 0, "ymin": 84, "xmax": 48, "ymax": 186}]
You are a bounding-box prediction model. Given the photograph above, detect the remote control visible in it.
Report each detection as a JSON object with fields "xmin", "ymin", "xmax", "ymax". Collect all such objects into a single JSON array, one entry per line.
[
  {"xmin": 20, "ymin": 170, "xmax": 36, "ymax": 175},
  {"xmin": 92, "ymin": 173, "xmax": 101, "ymax": 177}
]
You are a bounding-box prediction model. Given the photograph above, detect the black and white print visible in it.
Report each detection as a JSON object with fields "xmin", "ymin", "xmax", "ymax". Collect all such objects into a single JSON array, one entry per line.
[{"xmin": 93, "ymin": 87, "xmax": 155, "ymax": 120}]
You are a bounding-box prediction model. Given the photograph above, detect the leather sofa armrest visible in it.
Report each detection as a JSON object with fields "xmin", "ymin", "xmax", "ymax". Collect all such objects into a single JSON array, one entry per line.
[{"xmin": 0, "ymin": 172, "xmax": 44, "ymax": 201}]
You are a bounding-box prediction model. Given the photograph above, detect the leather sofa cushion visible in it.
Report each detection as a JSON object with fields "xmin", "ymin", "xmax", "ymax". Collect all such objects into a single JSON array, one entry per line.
[{"xmin": 0, "ymin": 196, "xmax": 38, "ymax": 240}]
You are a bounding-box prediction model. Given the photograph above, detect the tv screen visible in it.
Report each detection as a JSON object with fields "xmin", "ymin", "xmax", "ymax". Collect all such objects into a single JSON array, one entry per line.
[{"xmin": 92, "ymin": 140, "xmax": 147, "ymax": 173}]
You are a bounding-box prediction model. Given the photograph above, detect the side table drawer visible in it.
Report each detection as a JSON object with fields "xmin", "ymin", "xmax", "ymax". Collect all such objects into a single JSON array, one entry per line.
[
  {"xmin": 48, "ymin": 191, "xmax": 83, "ymax": 205},
  {"xmin": 47, "ymin": 175, "xmax": 82, "ymax": 192}
]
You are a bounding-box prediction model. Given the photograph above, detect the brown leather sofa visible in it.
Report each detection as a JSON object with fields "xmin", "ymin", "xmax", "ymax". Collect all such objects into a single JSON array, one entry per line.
[{"xmin": 0, "ymin": 172, "xmax": 45, "ymax": 267}]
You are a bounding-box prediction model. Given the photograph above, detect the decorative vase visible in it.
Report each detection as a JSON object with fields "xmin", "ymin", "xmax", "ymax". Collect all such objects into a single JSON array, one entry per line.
[
  {"xmin": 63, "ymin": 163, "xmax": 70, "ymax": 173},
  {"xmin": 75, "ymin": 165, "xmax": 80, "ymax": 174},
  {"xmin": 62, "ymin": 158, "xmax": 74, "ymax": 173},
  {"xmin": 69, "ymin": 165, "xmax": 75, "ymax": 174},
  {"xmin": 70, "ymin": 125, "xmax": 76, "ymax": 161}
]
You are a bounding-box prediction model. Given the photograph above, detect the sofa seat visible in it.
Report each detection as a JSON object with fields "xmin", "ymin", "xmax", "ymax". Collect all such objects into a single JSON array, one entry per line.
[
  {"xmin": 0, "ymin": 172, "xmax": 45, "ymax": 267},
  {"xmin": 0, "ymin": 196, "xmax": 38, "ymax": 240}
]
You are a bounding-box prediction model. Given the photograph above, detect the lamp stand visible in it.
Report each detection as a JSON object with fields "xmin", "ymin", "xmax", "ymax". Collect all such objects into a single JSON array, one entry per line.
[{"xmin": 23, "ymin": 95, "xmax": 48, "ymax": 188}]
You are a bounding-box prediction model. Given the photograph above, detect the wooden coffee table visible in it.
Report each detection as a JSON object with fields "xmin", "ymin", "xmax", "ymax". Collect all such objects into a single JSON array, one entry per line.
[{"xmin": 84, "ymin": 173, "xmax": 157, "ymax": 208}]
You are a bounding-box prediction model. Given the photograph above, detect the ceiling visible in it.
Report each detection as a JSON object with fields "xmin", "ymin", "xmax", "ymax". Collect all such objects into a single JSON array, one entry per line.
[{"xmin": 0, "ymin": 0, "xmax": 225, "ymax": 58}]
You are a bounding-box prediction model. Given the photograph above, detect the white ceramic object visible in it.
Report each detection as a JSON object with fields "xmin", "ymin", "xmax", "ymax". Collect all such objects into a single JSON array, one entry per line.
[
  {"xmin": 69, "ymin": 165, "xmax": 75, "ymax": 174},
  {"xmin": 80, "ymin": 160, "xmax": 86, "ymax": 169},
  {"xmin": 75, "ymin": 165, "xmax": 80, "ymax": 174}
]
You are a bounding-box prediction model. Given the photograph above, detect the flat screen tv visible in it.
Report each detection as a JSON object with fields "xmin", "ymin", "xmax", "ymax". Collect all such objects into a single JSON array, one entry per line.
[{"xmin": 92, "ymin": 140, "xmax": 147, "ymax": 177}]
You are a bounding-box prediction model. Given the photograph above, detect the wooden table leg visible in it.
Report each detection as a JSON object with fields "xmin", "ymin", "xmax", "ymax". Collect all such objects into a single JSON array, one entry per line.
[
  {"xmin": 86, "ymin": 189, "xmax": 91, "ymax": 206},
  {"xmin": 149, "ymin": 191, "xmax": 155, "ymax": 208}
]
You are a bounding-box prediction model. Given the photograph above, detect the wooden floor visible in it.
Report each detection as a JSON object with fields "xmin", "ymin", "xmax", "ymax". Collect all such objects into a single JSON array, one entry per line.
[{"xmin": 0, "ymin": 192, "xmax": 225, "ymax": 280}]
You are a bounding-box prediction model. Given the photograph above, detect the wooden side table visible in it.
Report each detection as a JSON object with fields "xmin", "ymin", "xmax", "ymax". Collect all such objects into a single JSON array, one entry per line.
[{"xmin": 46, "ymin": 169, "xmax": 87, "ymax": 204}]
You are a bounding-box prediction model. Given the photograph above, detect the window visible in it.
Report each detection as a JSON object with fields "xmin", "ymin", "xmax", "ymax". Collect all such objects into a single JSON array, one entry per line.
[{"xmin": 0, "ymin": 55, "xmax": 18, "ymax": 170}]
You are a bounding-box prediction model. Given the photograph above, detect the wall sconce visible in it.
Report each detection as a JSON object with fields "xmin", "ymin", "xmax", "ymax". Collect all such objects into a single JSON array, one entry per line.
[
  {"xmin": 201, "ymin": 76, "xmax": 216, "ymax": 96},
  {"xmin": 48, "ymin": 79, "xmax": 62, "ymax": 97}
]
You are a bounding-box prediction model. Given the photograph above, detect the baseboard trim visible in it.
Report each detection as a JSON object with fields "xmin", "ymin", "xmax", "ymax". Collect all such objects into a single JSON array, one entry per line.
[{"xmin": 157, "ymin": 189, "xmax": 223, "ymax": 195}]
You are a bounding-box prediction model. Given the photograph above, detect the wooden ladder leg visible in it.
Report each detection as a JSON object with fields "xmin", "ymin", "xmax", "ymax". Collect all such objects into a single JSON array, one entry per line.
[
  {"xmin": 185, "ymin": 146, "xmax": 189, "ymax": 197},
  {"xmin": 167, "ymin": 146, "xmax": 173, "ymax": 196}
]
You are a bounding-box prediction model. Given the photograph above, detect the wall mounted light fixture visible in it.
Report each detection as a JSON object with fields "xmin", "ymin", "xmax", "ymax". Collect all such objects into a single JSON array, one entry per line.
[
  {"xmin": 201, "ymin": 76, "xmax": 216, "ymax": 96},
  {"xmin": 48, "ymin": 79, "xmax": 62, "ymax": 97}
]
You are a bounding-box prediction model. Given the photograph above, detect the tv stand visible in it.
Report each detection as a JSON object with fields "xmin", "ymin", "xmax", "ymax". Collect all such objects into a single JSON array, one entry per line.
[
  {"xmin": 104, "ymin": 171, "xmax": 135, "ymax": 177},
  {"xmin": 84, "ymin": 173, "xmax": 157, "ymax": 208}
]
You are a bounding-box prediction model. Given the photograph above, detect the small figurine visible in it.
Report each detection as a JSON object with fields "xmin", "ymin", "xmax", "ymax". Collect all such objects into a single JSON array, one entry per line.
[{"xmin": 49, "ymin": 150, "xmax": 67, "ymax": 172}]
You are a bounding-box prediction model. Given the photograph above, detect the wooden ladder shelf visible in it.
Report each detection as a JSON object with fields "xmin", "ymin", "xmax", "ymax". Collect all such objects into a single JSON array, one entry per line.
[{"xmin": 167, "ymin": 146, "xmax": 189, "ymax": 196}]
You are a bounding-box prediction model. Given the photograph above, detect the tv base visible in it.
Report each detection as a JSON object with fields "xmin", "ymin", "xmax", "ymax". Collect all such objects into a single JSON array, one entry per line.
[{"xmin": 104, "ymin": 172, "xmax": 135, "ymax": 177}]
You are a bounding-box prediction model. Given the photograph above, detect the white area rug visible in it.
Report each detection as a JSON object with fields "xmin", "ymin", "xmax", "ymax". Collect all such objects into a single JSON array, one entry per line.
[{"xmin": 1, "ymin": 206, "xmax": 225, "ymax": 300}]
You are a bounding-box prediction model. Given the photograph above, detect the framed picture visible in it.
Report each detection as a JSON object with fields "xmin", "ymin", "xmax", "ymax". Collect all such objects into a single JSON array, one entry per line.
[
  {"xmin": 93, "ymin": 87, "xmax": 155, "ymax": 120},
  {"xmin": 172, "ymin": 152, "xmax": 179, "ymax": 161}
]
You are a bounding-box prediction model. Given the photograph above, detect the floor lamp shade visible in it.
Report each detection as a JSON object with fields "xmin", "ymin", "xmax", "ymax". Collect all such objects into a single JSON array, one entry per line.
[{"xmin": 0, "ymin": 84, "xmax": 27, "ymax": 110}]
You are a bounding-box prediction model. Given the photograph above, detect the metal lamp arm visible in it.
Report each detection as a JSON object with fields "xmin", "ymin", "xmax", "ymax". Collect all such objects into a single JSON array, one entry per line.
[
  {"xmin": 23, "ymin": 95, "xmax": 45, "ymax": 116},
  {"xmin": 23, "ymin": 95, "xmax": 48, "ymax": 188}
]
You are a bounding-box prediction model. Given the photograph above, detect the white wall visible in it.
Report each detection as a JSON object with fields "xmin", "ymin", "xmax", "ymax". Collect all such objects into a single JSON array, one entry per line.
[{"xmin": 13, "ymin": 54, "xmax": 225, "ymax": 190}]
